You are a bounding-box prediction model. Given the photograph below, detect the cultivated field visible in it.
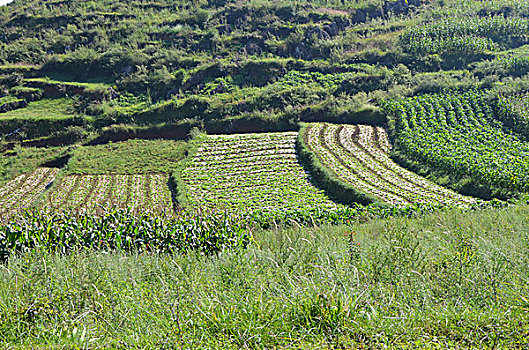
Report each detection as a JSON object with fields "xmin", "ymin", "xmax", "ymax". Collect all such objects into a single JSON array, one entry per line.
[
  {"xmin": 384, "ymin": 91, "xmax": 529, "ymax": 193},
  {"xmin": 0, "ymin": 167, "xmax": 59, "ymax": 220},
  {"xmin": 303, "ymin": 123, "xmax": 476, "ymax": 207},
  {"xmin": 180, "ymin": 132, "xmax": 341, "ymax": 213},
  {"xmin": 42, "ymin": 173, "xmax": 173, "ymax": 215}
]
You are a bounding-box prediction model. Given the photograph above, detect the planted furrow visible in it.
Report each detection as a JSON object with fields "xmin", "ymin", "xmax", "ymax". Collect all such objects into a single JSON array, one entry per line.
[
  {"xmin": 124, "ymin": 175, "xmax": 134, "ymax": 209},
  {"xmin": 357, "ymin": 125, "xmax": 475, "ymax": 205},
  {"xmin": 306, "ymin": 124, "xmax": 407, "ymax": 205},
  {"xmin": 60, "ymin": 176, "xmax": 94, "ymax": 210},
  {"xmin": 128, "ymin": 174, "xmax": 146, "ymax": 213},
  {"xmin": 82, "ymin": 175, "xmax": 112, "ymax": 212},
  {"xmin": 197, "ymin": 143, "xmax": 296, "ymax": 156},
  {"xmin": 75, "ymin": 176, "xmax": 99, "ymax": 211},
  {"xmin": 144, "ymin": 173, "xmax": 152, "ymax": 210},
  {"xmin": 184, "ymin": 167, "xmax": 308, "ymax": 183},
  {"xmin": 109, "ymin": 175, "xmax": 129, "ymax": 207},
  {"xmin": 49, "ymin": 175, "xmax": 81, "ymax": 210},
  {"xmin": 340, "ymin": 125, "xmax": 462, "ymax": 206},
  {"xmin": 149, "ymin": 174, "xmax": 173, "ymax": 213},
  {"xmin": 1, "ymin": 168, "xmax": 59, "ymax": 218},
  {"xmin": 322, "ymin": 124, "xmax": 412, "ymax": 204}
]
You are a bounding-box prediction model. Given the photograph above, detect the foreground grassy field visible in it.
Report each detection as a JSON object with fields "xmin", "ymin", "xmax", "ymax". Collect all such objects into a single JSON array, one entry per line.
[{"xmin": 2, "ymin": 203, "xmax": 529, "ymax": 348}]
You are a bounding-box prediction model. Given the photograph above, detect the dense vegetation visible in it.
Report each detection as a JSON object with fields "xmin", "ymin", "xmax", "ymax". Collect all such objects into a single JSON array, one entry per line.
[
  {"xmin": 384, "ymin": 91, "xmax": 529, "ymax": 199},
  {"xmin": 2, "ymin": 203, "xmax": 529, "ymax": 347},
  {"xmin": 2, "ymin": 0, "xmax": 529, "ymax": 144}
]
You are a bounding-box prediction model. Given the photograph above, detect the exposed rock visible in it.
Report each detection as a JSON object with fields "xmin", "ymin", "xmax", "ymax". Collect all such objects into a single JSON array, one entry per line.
[
  {"xmin": 307, "ymin": 27, "xmax": 331, "ymax": 40},
  {"xmin": 323, "ymin": 22, "xmax": 339, "ymax": 37},
  {"xmin": 246, "ymin": 43, "xmax": 262, "ymax": 56}
]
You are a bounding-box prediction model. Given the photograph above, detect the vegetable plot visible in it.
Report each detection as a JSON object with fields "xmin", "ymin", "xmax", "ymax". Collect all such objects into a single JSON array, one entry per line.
[
  {"xmin": 400, "ymin": 16, "xmax": 529, "ymax": 56},
  {"xmin": 180, "ymin": 132, "xmax": 341, "ymax": 213},
  {"xmin": 303, "ymin": 123, "xmax": 475, "ymax": 207},
  {"xmin": 0, "ymin": 167, "xmax": 59, "ymax": 220},
  {"xmin": 383, "ymin": 91, "xmax": 529, "ymax": 194},
  {"xmin": 44, "ymin": 173, "xmax": 173, "ymax": 215}
]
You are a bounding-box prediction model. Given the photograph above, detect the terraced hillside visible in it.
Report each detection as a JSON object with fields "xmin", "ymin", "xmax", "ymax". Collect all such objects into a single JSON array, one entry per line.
[
  {"xmin": 180, "ymin": 132, "xmax": 342, "ymax": 213},
  {"xmin": 0, "ymin": 167, "xmax": 58, "ymax": 220},
  {"xmin": 302, "ymin": 123, "xmax": 476, "ymax": 207}
]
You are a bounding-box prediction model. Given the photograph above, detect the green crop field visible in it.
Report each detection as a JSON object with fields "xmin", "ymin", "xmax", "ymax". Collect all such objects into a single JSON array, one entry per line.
[
  {"xmin": 384, "ymin": 91, "xmax": 529, "ymax": 197},
  {"xmin": 179, "ymin": 132, "xmax": 343, "ymax": 214},
  {"xmin": 301, "ymin": 122, "xmax": 476, "ymax": 207}
]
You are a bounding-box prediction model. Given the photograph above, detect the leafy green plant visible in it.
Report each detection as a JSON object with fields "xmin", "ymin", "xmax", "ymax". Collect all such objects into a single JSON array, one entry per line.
[
  {"xmin": 0, "ymin": 209, "xmax": 252, "ymax": 261},
  {"xmin": 383, "ymin": 90, "xmax": 529, "ymax": 197}
]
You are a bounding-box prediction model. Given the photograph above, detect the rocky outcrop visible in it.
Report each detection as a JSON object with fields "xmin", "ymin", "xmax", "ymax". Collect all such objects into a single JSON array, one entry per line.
[{"xmin": 0, "ymin": 99, "xmax": 27, "ymax": 113}]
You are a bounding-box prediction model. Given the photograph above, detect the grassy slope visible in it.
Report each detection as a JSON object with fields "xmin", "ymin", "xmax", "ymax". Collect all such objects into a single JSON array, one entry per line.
[
  {"xmin": 66, "ymin": 139, "xmax": 188, "ymax": 174},
  {"xmin": 2, "ymin": 204, "xmax": 529, "ymax": 348},
  {"xmin": 25, "ymin": 77, "xmax": 113, "ymax": 91},
  {"xmin": 0, "ymin": 98, "xmax": 75, "ymax": 120},
  {"xmin": 0, "ymin": 146, "xmax": 66, "ymax": 187}
]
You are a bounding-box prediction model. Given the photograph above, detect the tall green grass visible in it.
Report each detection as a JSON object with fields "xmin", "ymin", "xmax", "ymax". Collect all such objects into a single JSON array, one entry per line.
[{"xmin": 2, "ymin": 204, "xmax": 529, "ymax": 348}]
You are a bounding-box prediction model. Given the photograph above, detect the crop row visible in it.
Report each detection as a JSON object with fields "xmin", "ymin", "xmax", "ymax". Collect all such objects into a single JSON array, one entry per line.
[
  {"xmin": 382, "ymin": 91, "xmax": 529, "ymax": 193},
  {"xmin": 43, "ymin": 173, "xmax": 173, "ymax": 215},
  {"xmin": 400, "ymin": 16, "xmax": 529, "ymax": 55},
  {"xmin": 181, "ymin": 132, "xmax": 341, "ymax": 213},
  {"xmin": 0, "ymin": 168, "xmax": 59, "ymax": 221},
  {"xmin": 5, "ymin": 195, "xmax": 500, "ymax": 260},
  {"xmin": 304, "ymin": 123, "xmax": 475, "ymax": 207},
  {"xmin": 348, "ymin": 125, "xmax": 475, "ymax": 205}
]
